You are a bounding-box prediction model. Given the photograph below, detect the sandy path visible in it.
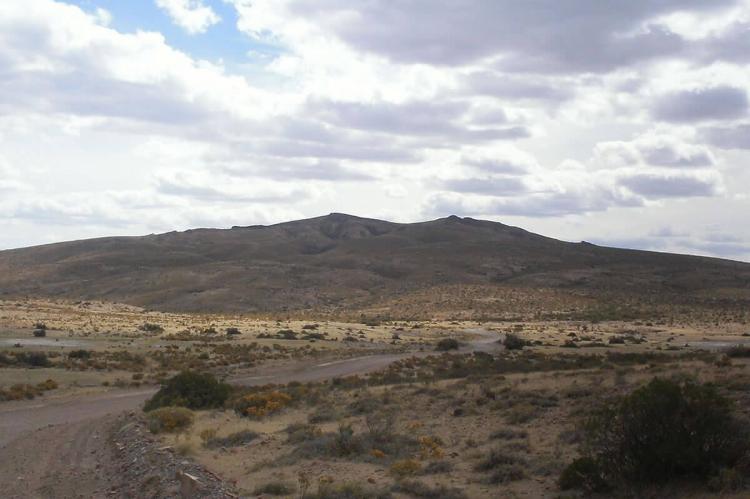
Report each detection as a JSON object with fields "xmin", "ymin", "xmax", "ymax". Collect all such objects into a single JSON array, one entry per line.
[{"xmin": 0, "ymin": 333, "xmax": 500, "ymax": 496}]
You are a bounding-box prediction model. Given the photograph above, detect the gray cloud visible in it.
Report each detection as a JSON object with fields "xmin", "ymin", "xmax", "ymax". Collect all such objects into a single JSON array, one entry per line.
[
  {"xmin": 703, "ymin": 22, "xmax": 750, "ymax": 64},
  {"xmin": 424, "ymin": 188, "xmax": 643, "ymax": 218},
  {"xmin": 440, "ymin": 177, "xmax": 527, "ymax": 196},
  {"xmin": 287, "ymin": 0, "xmax": 733, "ymax": 71},
  {"xmin": 702, "ymin": 123, "xmax": 750, "ymax": 150},
  {"xmin": 156, "ymin": 174, "xmax": 309, "ymax": 203},
  {"xmin": 308, "ymin": 99, "xmax": 529, "ymax": 143},
  {"xmin": 619, "ymin": 173, "xmax": 718, "ymax": 198},
  {"xmin": 463, "ymin": 157, "xmax": 529, "ymax": 176},
  {"xmin": 653, "ymin": 86, "xmax": 749, "ymax": 122},
  {"xmin": 464, "ymin": 71, "xmax": 574, "ymax": 102},
  {"xmin": 640, "ymin": 143, "xmax": 714, "ymax": 168},
  {"xmin": 220, "ymin": 159, "xmax": 376, "ymax": 182}
]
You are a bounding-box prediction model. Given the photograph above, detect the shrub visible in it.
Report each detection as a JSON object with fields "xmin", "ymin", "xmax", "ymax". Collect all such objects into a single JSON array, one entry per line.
[
  {"xmin": 277, "ymin": 329, "xmax": 298, "ymax": 340},
  {"xmin": 503, "ymin": 333, "xmax": 528, "ymax": 351},
  {"xmin": 558, "ymin": 457, "xmax": 609, "ymax": 493},
  {"xmin": 436, "ymin": 339, "xmax": 459, "ymax": 351},
  {"xmin": 234, "ymin": 390, "xmax": 292, "ymax": 418},
  {"xmin": 570, "ymin": 378, "xmax": 748, "ymax": 488},
  {"xmin": 726, "ymin": 345, "xmax": 750, "ymax": 358},
  {"xmin": 303, "ymin": 482, "xmax": 392, "ymax": 499},
  {"xmin": 392, "ymin": 480, "xmax": 466, "ymax": 499},
  {"xmin": 144, "ymin": 371, "xmax": 231, "ymax": 411},
  {"xmin": 225, "ymin": 327, "xmax": 241, "ymax": 336},
  {"xmin": 37, "ymin": 379, "xmax": 58, "ymax": 391},
  {"xmin": 15, "ymin": 352, "xmax": 50, "ymax": 367},
  {"xmin": 254, "ymin": 482, "xmax": 296, "ymax": 496},
  {"xmin": 68, "ymin": 349, "xmax": 92, "ymax": 359},
  {"xmin": 204, "ymin": 430, "xmax": 259, "ymax": 449},
  {"xmin": 286, "ymin": 423, "xmax": 323, "ymax": 444},
  {"xmin": 475, "ymin": 448, "xmax": 527, "ymax": 484},
  {"xmin": 146, "ymin": 407, "xmax": 194, "ymax": 434},
  {"xmin": 420, "ymin": 461, "xmax": 454, "ymax": 475},
  {"xmin": 390, "ymin": 459, "xmax": 422, "ymax": 478},
  {"xmin": 139, "ymin": 323, "xmax": 164, "ymax": 333}
]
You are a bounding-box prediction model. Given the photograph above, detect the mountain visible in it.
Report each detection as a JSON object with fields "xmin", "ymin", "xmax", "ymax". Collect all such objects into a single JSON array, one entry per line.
[{"xmin": 0, "ymin": 213, "xmax": 748, "ymax": 315}]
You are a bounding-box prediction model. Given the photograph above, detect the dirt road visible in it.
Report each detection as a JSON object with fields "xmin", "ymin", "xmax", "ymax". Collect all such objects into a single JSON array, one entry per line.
[{"xmin": 0, "ymin": 332, "xmax": 500, "ymax": 497}]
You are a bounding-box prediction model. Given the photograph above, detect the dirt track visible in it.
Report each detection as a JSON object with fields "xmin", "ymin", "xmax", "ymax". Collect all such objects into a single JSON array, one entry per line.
[{"xmin": 0, "ymin": 335, "xmax": 500, "ymax": 497}]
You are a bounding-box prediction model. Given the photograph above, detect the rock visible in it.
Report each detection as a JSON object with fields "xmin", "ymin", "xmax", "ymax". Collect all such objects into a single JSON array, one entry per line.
[{"xmin": 177, "ymin": 471, "xmax": 203, "ymax": 498}]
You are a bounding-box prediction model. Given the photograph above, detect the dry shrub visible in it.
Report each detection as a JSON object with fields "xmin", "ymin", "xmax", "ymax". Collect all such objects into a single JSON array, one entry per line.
[
  {"xmin": 234, "ymin": 390, "xmax": 292, "ymax": 418},
  {"xmin": 390, "ymin": 459, "xmax": 422, "ymax": 478},
  {"xmin": 146, "ymin": 406, "xmax": 194, "ymax": 434}
]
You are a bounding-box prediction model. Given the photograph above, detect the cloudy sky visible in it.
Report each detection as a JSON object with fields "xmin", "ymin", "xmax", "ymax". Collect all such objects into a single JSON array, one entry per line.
[{"xmin": 1, "ymin": 0, "xmax": 749, "ymax": 261}]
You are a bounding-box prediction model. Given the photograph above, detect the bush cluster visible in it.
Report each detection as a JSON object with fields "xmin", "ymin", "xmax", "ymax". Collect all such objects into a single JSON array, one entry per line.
[
  {"xmin": 560, "ymin": 378, "xmax": 749, "ymax": 492},
  {"xmin": 144, "ymin": 371, "xmax": 231, "ymax": 411}
]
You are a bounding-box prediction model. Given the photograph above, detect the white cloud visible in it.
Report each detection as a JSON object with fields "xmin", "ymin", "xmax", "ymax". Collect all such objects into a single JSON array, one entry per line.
[
  {"xmin": 155, "ymin": 0, "xmax": 220, "ymax": 34},
  {"xmin": 0, "ymin": 0, "xmax": 749, "ymax": 261}
]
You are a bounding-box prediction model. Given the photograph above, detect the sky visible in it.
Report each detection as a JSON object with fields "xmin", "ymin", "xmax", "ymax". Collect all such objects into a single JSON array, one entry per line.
[{"xmin": 0, "ymin": 1, "xmax": 749, "ymax": 261}]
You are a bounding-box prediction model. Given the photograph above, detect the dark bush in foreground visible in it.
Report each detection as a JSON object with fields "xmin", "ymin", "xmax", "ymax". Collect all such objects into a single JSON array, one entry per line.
[
  {"xmin": 559, "ymin": 457, "xmax": 609, "ymax": 493},
  {"xmin": 144, "ymin": 371, "xmax": 231, "ymax": 411},
  {"xmin": 503, "ymin": 333, "xmax": 528, "ymax": 351},
  {"xmin": 436, "ymin": 338, "xmax": 459, "ymax": 351},
  {"xmin": 562, "ymin": 378, "xmax": 749, "ymax": 491}
]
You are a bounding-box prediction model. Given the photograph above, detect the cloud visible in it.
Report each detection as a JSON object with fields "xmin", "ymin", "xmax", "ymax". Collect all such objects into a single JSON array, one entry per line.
[
  {"xmin": 652, "ymin": 86, "xmax": 749, "ymax": 122},
  {"xmin": 464, "ymin": 72, "xmax": 574, "ymax": 103},
  {"xmin": 155, "ymin": 0, "xmax": 221, "ymax": 34},
  {"xmin": 702, "ymin": 123, "xmax": 750, "ymax": 150},
  {"xmin": 462, "ymin": 153, "xmax": 533, "ymax": 176},
  {"xmin": 219, "ymin": 158, "xmax": 377, "ymax": 182},
  {"xmin": 308, "ymin": 99, "xmax": 530, "ymax": 143},
  {"xmin": 618, "ymin": 173, "xmax": 720, "ymax": 198},
  {"xmin": 424, "ymin": 186, "xmax": 643, "ymax": 218},
  {"xmin": 274, "ymin": 0, "xmax": 732, "ymax": 71},
  {"xmin": 155, "ymin": 170, "xmax": 313, "ymax": 203},
  {"xmin": 593, "ymin": 134, "xmax": 716, "ymax": 168},
  {"xmin": 440, "ymin": 177, "xmax": 527, "ymax": 196}
]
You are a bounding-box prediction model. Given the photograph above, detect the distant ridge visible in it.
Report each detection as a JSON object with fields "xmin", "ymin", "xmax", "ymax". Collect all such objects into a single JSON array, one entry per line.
[{"xmin": 0, "ymin": 213, "xmax": 748, "ymax": 314}]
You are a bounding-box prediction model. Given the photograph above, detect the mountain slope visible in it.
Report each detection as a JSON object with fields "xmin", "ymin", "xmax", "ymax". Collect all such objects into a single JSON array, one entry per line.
[{"xmin": 0, "ymin": 213, "xmax": 748, "ymax": 313}]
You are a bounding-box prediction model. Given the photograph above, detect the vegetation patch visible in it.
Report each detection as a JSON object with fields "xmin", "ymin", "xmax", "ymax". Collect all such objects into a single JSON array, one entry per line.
[{"xmin": 144, "ymin": 371, "xmax": 231, "ymax": 411}]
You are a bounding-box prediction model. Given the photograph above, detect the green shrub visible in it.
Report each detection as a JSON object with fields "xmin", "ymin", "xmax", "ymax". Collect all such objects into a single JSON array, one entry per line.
[
  {"xmin": 146, "ymin": 406, "xmax": 194, "ymax": 434},
  {"xmin": 144, "ymin": 371, "xmax": 231, "ymax": 411},
  {"xmin": 436, "ymin": 338, "xmax": 459, "ymax": 351},
  {"xmin": 569, "ymin": 378, "xmax": 748, "ymax": 488}
]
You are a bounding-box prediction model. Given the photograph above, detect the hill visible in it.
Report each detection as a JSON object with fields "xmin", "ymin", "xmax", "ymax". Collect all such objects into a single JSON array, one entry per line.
[{"xmin": 0, "ymin": 213, "xmax": 748, "ymax": 316}]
